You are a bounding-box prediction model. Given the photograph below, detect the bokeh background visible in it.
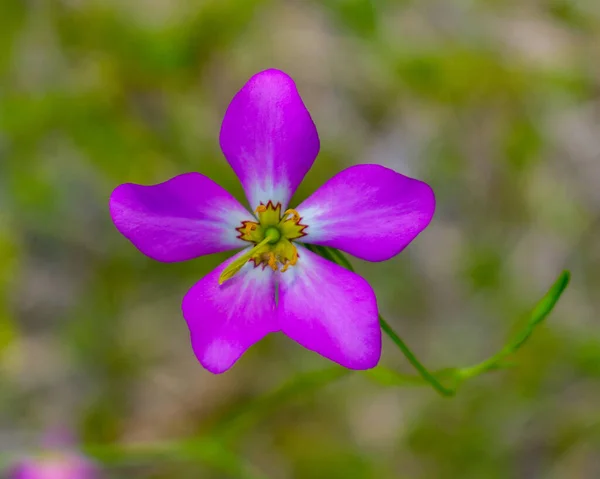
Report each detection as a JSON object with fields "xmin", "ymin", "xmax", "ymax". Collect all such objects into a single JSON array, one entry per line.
[{"xmin": 1, "ymin": 0, "xmax": 600, "ymax": 478}]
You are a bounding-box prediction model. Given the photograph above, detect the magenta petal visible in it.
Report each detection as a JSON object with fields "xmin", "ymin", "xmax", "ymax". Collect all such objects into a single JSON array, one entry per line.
[
  {"xmin": 220, "ymin": 69, "xmax": 320, "ymax": 210},
  {"xmin": 7, "ymin": 462, "xmax": 30, "ymax": 479},
  {"xmin": 278, "ymin": 247, "xmax": 381, "ymax": 369},
  {"xmin": 110, "ymin": 173, "xmax": 253, "ymax": 262},
  {"xmin": 9, "ymin": 455, "xmax": 99, "ymax": 479},
  {"xmin": 182, "ymin": 250, "xmax": 279, "ymax": 374},
  {"xmin": 296, "ymin": 164, "xmax": 435, "ymax": 262}
]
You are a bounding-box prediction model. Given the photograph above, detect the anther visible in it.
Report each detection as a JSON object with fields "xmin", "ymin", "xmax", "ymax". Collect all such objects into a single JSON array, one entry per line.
[
  {"xmin": 280, "ymin": 247, "xmax": 299, "ymax": 273},
  {"xmin": 255, "ymin": 205, "xmax": 267, "ymax": 214},
  {"xmin": 267, "ymin": 252, "xmax": 278, "ymax": 271},
  {"xmin": 282, "ymin": 209, "xmax": 301, "ymax": 222}
]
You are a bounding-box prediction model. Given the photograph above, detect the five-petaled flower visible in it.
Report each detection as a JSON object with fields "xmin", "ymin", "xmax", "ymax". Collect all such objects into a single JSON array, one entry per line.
[{"xmin": 109, "ymin": 69, "xmax": 435, "ymax": 374}]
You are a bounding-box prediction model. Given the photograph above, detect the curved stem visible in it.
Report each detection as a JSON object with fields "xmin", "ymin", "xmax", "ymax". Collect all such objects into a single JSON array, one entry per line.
[
  {"xmin": 378, "ymin": 315, "xmax": 455, "ymax": 396},
  {"xmin": 454, "ymin": 269, "xmax": 571, "ymax": 382},
  {"xmin": 304, "ymin": 244, "xmax": 570, "ymax": 397}
]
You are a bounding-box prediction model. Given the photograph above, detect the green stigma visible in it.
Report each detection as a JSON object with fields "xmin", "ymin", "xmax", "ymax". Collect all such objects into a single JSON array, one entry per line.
[{"xmin": 264, "ymin": 226, "xmax": 281, "ymax": 244}]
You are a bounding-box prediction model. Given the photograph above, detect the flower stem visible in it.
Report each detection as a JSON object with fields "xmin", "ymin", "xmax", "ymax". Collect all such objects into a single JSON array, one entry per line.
[
  {"xmin": 364, "ymin": 270, "xmax": 570, "ymax": 392},
  {"xmin": 452, "ymin": 269, "xmax": 571, "ymax": 382},
  {"xmin": 378, "ymin": 314, "xmax": 455, "ymax": 396},
  {"xmin": 306, "ymin": 244, "xmax": 571, "ymax": 396}
]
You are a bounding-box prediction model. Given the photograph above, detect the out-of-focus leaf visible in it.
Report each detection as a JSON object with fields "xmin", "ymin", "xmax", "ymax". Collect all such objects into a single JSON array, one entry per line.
[
  {"xmin": 319, "ymin": 0, "xmax": 382, "ymax": 38},
  {"xmin": 83, "ymin": 438, "xmax": 266, "ymax": 479},
  {"xmin": 213, "ymin": 366, "xmax": 350, "ymax": 441}
]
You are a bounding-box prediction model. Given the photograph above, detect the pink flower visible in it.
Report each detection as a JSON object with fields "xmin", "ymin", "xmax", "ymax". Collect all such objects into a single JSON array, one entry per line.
[
  {"xmin": 9, "ymin": 455, "xmax": 99, "ymax": 479},
  {"xmin": 8, "ymin": 433, "xmax": 99, "ymax": 479},
  {"xmin": 109, "ymin": 69, "xmax": 435, "ymax": 373}
]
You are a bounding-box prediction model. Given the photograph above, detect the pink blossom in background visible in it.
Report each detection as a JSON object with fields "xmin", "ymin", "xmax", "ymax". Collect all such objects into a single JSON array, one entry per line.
[
  {"xmin": 9, "ymin": 454, "xmax": 99, "ymax": 479},
  {"xmin": 8, "ymin": 431, "xmax": 100, "ymax": 479}
]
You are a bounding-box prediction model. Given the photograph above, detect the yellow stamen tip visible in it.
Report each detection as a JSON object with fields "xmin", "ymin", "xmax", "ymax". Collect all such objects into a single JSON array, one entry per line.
[
  {"xmin": 267, "ymin": 252, "xmax": 278, "ymax": 271},
  {"xmin": 283, "ymin": 208, "xmax": 301, "ymax": 222}
]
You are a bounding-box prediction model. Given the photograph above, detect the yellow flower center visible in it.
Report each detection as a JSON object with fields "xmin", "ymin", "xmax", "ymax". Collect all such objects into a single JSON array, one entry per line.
[
  {"xmin": 236, "ymin": 201, "xmax": 306, "ymax": 273},
  {"xmin": 219, "ymin": 202, "xmax": 308, "ymax": 285}
]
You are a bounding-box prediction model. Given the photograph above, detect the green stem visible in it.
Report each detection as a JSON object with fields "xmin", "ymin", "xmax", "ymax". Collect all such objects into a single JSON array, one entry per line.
[
  {"xmin": 363, "ymin": 271, "xmax": 571, "ymax": 391},
  {"xmin": 454, "ymin": 270, "xmax": 571, "ymax": 382},
  {"xmin": 378, "ymin": 315, "xmax": 455, "ymax": 396},
  {"xmin": 304, "ymin": 244, "xmax": 570, "ymax": 396}
]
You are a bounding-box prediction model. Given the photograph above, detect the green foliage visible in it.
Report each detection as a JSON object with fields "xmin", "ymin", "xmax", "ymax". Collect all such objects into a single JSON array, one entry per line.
[{"xmin": 1, "ymin": 1, "xmax": 597, "ymax": 478}]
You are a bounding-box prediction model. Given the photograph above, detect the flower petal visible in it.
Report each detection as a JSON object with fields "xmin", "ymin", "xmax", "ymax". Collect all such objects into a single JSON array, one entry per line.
[
  {"xmin": 296, "ymin": 164, "xmax": 435, "ymax": 262},
  {"xmin": 278, "ymin": 246, "xmax": 381, "ymax": 369},
  {"xmin": 182, "ymin": 250, "xmax": 279, "ymax": 374},
  {"xmin": 110, "ymin": 173, "xmax": 252, "ymax": 262},
  {"xmin": 220, "ymin": 69, "xmax": 320, "ymax": 210}
]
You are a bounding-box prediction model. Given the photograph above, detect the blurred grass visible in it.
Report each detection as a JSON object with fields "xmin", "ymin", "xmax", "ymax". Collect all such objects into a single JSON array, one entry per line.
[{"xmin": 1, "ymin": 0, "xmax": 600, "ymax": 478}]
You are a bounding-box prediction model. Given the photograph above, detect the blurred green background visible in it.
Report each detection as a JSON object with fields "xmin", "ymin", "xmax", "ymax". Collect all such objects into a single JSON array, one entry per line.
[{"xmin": 1, "ymin": 0, "xmax": 600, "ymax": 478}]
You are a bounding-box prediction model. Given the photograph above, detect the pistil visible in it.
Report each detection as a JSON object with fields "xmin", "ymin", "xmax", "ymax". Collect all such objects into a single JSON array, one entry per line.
[{"xmin": 219, "ymin": 225, "xmax": 283, "ymax": 284}]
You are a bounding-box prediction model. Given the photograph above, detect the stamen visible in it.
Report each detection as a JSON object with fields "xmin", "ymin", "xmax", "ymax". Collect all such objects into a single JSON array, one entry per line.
[
  {"xmin": 282, "ymin": 208, "xmax": 301, "ymax": 222},
  {"xmin": 280, "ymin": 246, "xmax": 298, "ymax": 273},
  {"xmin": 255, "ymin": 205, "xmax": 267, "ymax": 214},
  {"xmin": 267, "ymin": 252, "xmax": 278, "ymax": 271}
]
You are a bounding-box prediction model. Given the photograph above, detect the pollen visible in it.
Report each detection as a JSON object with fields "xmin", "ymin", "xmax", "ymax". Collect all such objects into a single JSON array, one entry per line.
[
  {"xmin": 282, "ymin": 208, "xmax": 301, "ymax": 222},
  {"xmin": 280, "ymin": 247, "xmax": 298, "ymax": 272},
  {"xmin": 267, "ymin": 252, "xmax": 278, "ymax": 271}
]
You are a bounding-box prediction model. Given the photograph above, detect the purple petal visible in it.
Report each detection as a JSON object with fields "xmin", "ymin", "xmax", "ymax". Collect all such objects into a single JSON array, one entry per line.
[
  {"xmin": 182, "ymin": 250, "xmax": 279, "ymax": 374},
  {"xmin": 7, "ymin": 462, "xmax": 29, "ymax": 479},
  {"xmin": 110, "ymin": 173, "xmax": 252, "ymax": 262},
  {"xmin": 296, "ymin": 164, "xmax": 435, "ymax": 262},
  {"xmin": 9, "ymin": 455, "xmax": 99, "ymax": 479},
  {"xmin": 278, "ymin": 247, "xmax": 381, "ymax": 369},
  {"xmin": 220, "ymin": 69, "xmax": 320, "ymax": 210}
]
